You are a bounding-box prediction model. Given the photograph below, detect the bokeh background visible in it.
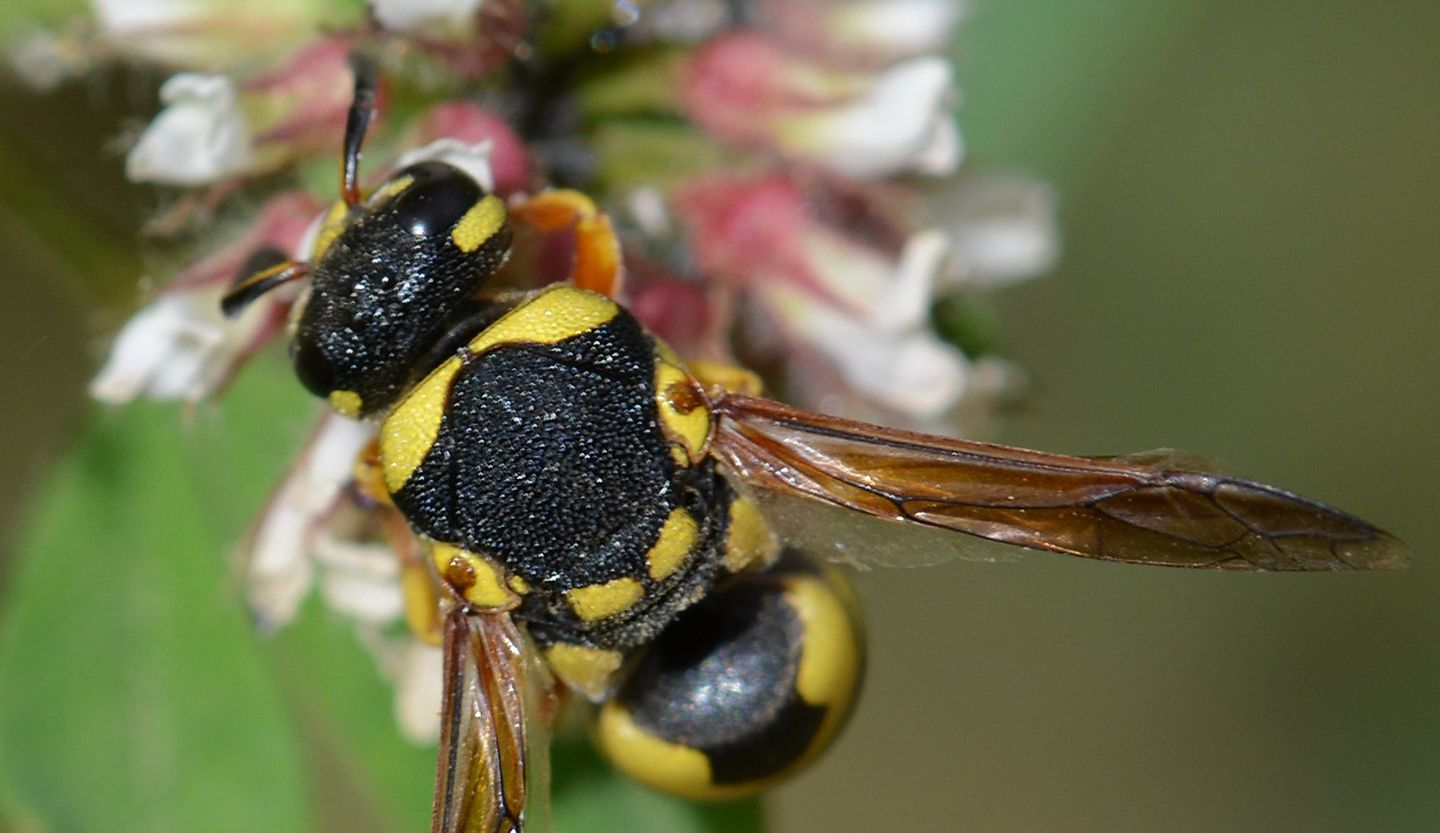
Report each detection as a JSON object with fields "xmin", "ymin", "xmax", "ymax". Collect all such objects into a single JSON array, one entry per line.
[{"xmin": 1, "ymin": 2, "xmax": 1437, "ymax": 832}]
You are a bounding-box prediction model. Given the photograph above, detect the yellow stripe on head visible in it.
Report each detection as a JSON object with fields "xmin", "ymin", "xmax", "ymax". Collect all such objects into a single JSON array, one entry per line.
[
  {"xmin": 451, "ymin": 194, "xmax": 507, "ymax": 253},
  {"xmin": 309, "ymin": 199, "xmax": 352, "ymax": 261},
  {"xmin": 327, "ymin": 389, "xmax": 363, "ymax": 417}
]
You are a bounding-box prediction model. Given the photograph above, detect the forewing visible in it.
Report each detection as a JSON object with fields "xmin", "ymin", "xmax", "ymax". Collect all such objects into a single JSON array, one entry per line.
[
  {"xmin": 711, "ymin": 394, "xmax": 1406, "ymax": 571},
  {"xmin": 433, "ymin": 610, "xmax": 555, "ymax": 833}
]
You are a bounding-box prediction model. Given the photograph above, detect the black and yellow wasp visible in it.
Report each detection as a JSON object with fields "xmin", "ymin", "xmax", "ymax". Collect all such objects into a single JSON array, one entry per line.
[{"xmin": 221, "ymin": 58, "xmax": 1406, "ymax": 832}]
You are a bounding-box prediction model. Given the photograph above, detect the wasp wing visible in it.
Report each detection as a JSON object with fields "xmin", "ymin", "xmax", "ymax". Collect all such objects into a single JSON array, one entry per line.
[
  {"xmin": 433, "ymin": 610, "xmax": 555, "ymax": 833},
  {"xmin": 711, "ymin": 394, "xmax": 1406, "ymax": 571}
]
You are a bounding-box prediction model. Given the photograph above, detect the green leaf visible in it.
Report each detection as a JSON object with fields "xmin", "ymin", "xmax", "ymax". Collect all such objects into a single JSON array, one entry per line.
[
  {"xmin": 0, "ymin": 389, "xmax": 311, "ymax": 833},
  {"xmin": 932, "ymin": 293, "xmax": 1002, "ymax": 358},
  {"xmin": 591, "ymin": 121, "xmax": 729, "ymax": 194},
  {"xmin": 575, "ymin": 49, "xmax": 689, "ymax": 120},
  {"xmin": 0, "ymin": 0, "xmax": 85, "ymax": 42},
  {"xmin": 552, "ymin": 740, "xmax": 763, "ymax": 833}
]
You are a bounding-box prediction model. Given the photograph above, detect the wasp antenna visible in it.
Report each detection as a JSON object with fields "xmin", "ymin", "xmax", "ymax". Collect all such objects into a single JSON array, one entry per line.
[
  {"xmin": 342, "ymin": 52, "xmax": 380, "ymax": 207},
  {"xmin": 221, "ymin": 260, "xmax": 310, "ymax": 318}
]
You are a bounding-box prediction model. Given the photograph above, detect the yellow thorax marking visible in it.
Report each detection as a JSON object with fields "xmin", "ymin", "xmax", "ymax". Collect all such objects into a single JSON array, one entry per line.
[
  {"xmin": 566, "ymin": 577, "xmax": 644, "ymax": 622},
  {"xmin": 430, "ymin": 541, "xmax": 518, "ymax": 610},
  {"xmin": 654, "ymin": 358, "xmax": 711, "ymax": 464},
  {"xmin": 451, "ymin": 194, "xmax": 506, "ymax": 253},
  {"xmin": 646, "ymin": 508, "xmax": 699, "ymax": 581}
]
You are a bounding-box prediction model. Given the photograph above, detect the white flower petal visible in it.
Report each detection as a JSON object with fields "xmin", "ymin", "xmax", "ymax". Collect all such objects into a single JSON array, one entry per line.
[
  {"xmin": 245, "ymin": 414, "xmax": 375, "ymax": 629},
  {"xmin": 368, "ymin": 0, "xmax": 483, "ymax": 37},
  {"xmin": 92, "ymin": 0, "xmax": 196, "ymax": 37},
  {"xmin": 867, "ymin": 230, "xmax": 949, "ymax": 332},
  {"xmin": 798, "ymin": 302, "xmax": 969, "ymax": 417},
  {"xmin": 642, "ymin": 0, "xmax": 730, "ymax": 41},
  {"xmin": 945, "ymin": 176, "xmax": 1060, "ymax": 287},
  {"xmin": 8, "ymin": 30, "xmax": 84, "ymax": 91},
  {"xmin": 126, "ymin": 73, "xmax": 252, "ymax": 185},
  {"xmin": 90, "ymin": 286, "xmax": 249, "ymax": 404},
  {"xmin": 314, "ymin": 537, "xmax": 405, "ymax": 625},
  {"xmin": 831, "ymin": 0, "xmax": 969, "ymax": 56},
  {"xmin": 626, "ymin": 186, "xmax": 672, "ymax": 237},
  {"xmin": 779, "ymin": 56, "xmax": 955, "ymax": 179},
  {"xmin": 393, "ymin": 138, "xmax": 496, "ymax": 193},
  {"xmin": 911, "ymin": 115, "xmax": 963, "ymax": 176},
  {"xmin": 393, "ymin": 640, "xmax": 445, "ymax": 744}
]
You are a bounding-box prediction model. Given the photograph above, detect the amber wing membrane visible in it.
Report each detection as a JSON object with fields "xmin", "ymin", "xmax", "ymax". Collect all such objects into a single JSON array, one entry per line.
[
  {"xmin": 433, "ymin": 610, "xmax": 553, "ymax": 833},
  {"xmin": 711, "ymin": 395, "xmax": 1406, "ymax": 571}
]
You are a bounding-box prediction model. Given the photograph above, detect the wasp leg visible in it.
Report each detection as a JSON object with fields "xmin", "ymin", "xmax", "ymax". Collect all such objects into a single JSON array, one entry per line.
[
  {"xmin": 510, "ymin": 189, "xmax": 623, "ymax": 297},
  {"xmin": 593, "ymin": 552, "xmax": 864, "ymax": 801}
]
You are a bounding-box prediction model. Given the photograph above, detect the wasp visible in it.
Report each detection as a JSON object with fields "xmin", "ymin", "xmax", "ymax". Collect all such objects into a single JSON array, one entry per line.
[{"xmin": 220, "ymin": 57, "xmax": 1405, "ymax": 833}]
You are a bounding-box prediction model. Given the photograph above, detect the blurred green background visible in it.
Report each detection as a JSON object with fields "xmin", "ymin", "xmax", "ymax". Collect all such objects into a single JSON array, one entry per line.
[{"xmin": 1, "ymin": 1, "xmax": 1437, "ymax": 832}]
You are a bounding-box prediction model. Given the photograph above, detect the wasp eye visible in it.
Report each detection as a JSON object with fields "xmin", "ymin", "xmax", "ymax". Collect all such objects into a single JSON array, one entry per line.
[{"xmin": 388, "ymin": 161, "xmax": 482, "ymax": 239}]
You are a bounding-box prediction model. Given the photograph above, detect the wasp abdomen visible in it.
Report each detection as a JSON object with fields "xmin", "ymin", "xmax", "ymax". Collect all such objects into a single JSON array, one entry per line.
[{"xmin": 595, "ymin": 554, "xmax": 865, "ymax": 800}]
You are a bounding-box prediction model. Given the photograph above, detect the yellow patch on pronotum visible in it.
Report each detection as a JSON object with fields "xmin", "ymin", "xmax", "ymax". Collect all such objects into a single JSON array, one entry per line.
[
  {"xmin": 566, "ymin": 577, "xmax": 644, "ymax": 621},
  {"xmin": 467, "ymin": 285, "xmax": 619, "ymax": 354},
  {"xmin": 450, "ymin": 194, "xmax": 506, "ymax": 253},
  {"xmin": 646, "ymin": 508, "xmax": 698, "ymax": 581},
  {"xmin": 379, "ymin": 356, "xmax": 462, "ymax": 493}
]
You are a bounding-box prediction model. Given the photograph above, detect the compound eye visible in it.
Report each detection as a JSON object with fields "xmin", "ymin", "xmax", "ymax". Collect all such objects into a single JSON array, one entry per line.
[{"xmin": 387, "ymin": 161, "xmax": 483, "ymax": 239}]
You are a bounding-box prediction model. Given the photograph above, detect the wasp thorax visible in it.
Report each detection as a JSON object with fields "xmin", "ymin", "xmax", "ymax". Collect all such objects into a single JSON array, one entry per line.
[{"xmin": 291, "ymin": 160, "xmax": 511, "ymax": 418}]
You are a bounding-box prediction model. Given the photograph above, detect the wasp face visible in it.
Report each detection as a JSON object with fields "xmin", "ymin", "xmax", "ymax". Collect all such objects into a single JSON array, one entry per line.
[{"xmin": 291, "ymin": 160, "xmax": 512, "ymax": 417}]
